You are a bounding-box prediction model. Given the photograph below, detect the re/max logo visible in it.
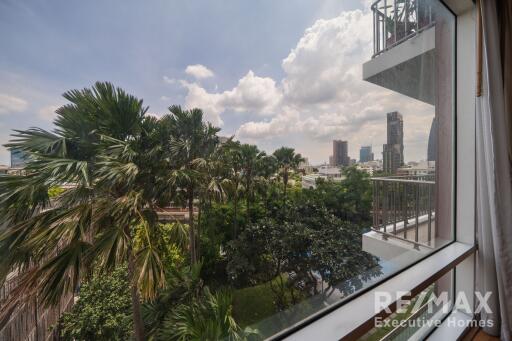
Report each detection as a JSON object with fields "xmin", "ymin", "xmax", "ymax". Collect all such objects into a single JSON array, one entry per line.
[{"xmin": 374, "ymin": 290, "xmax": 493, "ymax": 315}]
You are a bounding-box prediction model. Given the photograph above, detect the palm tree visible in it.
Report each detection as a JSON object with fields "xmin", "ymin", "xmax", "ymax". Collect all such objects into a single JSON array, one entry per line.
[
  {"xmin": 158, "ymin": 288, "xmax": 253, "ymax": 341},
  {"xmin": 256, "ymin": 154, "xmax": 278, "ymax": 214},
  {"xmin": 163, "ymin": 105, "xmax": 220, "ymax": 265},
  {"xmin": 238, "ymin": 144, "xmax": 265, "ymax": 221},
  {"xmin": 0, "ymin": 82, "xmax": 170, "ymax": 341},
  {"xmin": 273, "ymin": 147, "xmax": 305, "ymax": 208},
  {"xmin": 222, "ymin": 141, "xmax": 245, "ymax": 238}
]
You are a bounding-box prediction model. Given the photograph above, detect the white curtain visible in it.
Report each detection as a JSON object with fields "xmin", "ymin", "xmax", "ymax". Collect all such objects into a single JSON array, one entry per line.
[{"xmin": 477, "ymin": 0, "xmax": 512, "ymax": 339}]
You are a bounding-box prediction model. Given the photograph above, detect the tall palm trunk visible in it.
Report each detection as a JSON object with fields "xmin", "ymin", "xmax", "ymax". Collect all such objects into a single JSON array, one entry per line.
[
  {"xmin": 197, "ymin": 203, "xmax": 202, "ymax": 259},
  {"xmin": 233, "ymin": 193, "xmax": 239, "ymax": 238},
  {"xmin": 188, "ymin": 188, "xmax": 197, "ymax": 264},
  {"xmin": 128, "ymin": 248, "xmax": 145, "ymax": 341},
  {"xmin": 245, "ymin": 172, "xmax": 252, "ymax": 222},
  {"xmin": 283, "ymin": 169, "xmax": 289, "ymax": 209}
]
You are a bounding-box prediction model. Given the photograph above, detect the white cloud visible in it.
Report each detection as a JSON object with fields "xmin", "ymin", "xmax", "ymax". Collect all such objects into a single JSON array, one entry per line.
[
  {"xmin": 163, "ymin": 76, "xmax": 176, "ymax": 84},
  {"xmin": 146, "ymin": 112, "xmax": 162, "ymax": 119},
  {"xmin": 185, "ymin": 64, "xmax": 214, "ymax": 79},
  {"xmin": 38, "ymin": 104, "xmax": 60, "ymax": 121},
  {"xmin": 160, "ymin": 95, "xmax": 171, "ymax": 101},
  {"xmin": 180, "ymin": 70, "xmax": 283, "ymax": 126},
  {"xmin": 0, "ymin": 93, "xmax": 28, "ymax": 114},
  {"xmin": 179, "ymin": 8, "xmax": 435, "ymax": 163}
]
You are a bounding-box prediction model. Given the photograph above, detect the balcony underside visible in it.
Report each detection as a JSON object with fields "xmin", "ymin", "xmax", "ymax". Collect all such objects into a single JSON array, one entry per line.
[{"xmin": 363, "ymin": 26, "xmax": 435, "ymax": 105}]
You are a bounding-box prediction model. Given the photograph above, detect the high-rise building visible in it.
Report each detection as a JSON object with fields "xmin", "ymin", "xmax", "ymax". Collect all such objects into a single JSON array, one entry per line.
[
  {"xmin": 382, "ymin": 112, "xmax": 404, "ymax": 174},
  {"xmin": 359, "ymin": 146, "xmax": 374, "ymax": 162},
  {"xmin": 332, "ymin": 140, "xmax": 349, "ymax": 167},
  {"xmin": 10, "ymin": 149, "xmax": 27, "ymax": 168},
  {"xmin": 427, "ymin": 117, "xmax": 437, "ymax": 161}
]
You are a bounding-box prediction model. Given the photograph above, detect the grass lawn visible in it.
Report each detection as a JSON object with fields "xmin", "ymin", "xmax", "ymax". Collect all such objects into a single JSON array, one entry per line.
[
  {"xmin": 232, "ymin": 281, "xmax": 278, "ymax": 327},
  {"xmin": 232, "ymin": 275, "xmax": 303, "ymax": 328}
]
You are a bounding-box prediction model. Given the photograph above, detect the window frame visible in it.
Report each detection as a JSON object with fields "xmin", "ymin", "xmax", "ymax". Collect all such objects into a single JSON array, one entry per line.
[{"xmin": 270, "ymin": 1, "xmax": 477, "ymax": 339}]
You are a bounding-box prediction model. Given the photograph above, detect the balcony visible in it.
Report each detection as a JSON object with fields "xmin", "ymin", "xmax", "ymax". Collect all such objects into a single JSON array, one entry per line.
[
  {"xmin": 371, "ymin": 0, "xmax": 434, "ymax": 58},
  {"xmin": 363, "ymin": 0, "xmax": 436, "ymax": 105},
  {"xmin": 363, "ymin": 175, "xmax": 438, "ymax": 261}
]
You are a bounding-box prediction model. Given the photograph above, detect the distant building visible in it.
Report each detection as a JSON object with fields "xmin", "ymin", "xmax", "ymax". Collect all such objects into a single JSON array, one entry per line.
[
  {"xmin": 359, "ymin": 146, "xmax": 374, "ymax": 162},
  {"xmin": 427, "ymin": 117, "xmax": 437, "ymax": 161},
  {"xmin": 332, "ymin": 140, "xmax": 350, "ymax": 167},
  {"xmin": 301, "ymin": 165, "xmax": 346, "ymax": 189},
  {"xmin": 383, "ymin": 112, "xmax": 404, "ymax": 174},
  {"xmin": 397, "ymin": 161, "xmax": 435, "ymax": 176},
  {"xmin": 298, "ymin": 158, "xmax": 314, "ymax": 174},
  {"xmin": 10, "ymin": 149, "xmax": 28, "ymax": 168},
  {"xmin": 329, "ymin": 155, "xmax": 334, "ymax": 166},
  {"xmin": 356, "ymin": 160, "xmax": 383, "ymax": 175}
]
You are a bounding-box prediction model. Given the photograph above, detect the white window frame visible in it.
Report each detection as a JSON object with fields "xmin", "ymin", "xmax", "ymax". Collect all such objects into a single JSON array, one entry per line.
[{"xmin": 277, "ymin": 1, "xmax": 477, "ymax": 339}]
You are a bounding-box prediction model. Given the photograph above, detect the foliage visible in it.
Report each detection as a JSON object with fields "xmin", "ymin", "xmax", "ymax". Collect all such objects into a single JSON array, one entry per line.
[
  {"xmin": 232, "ymin": 275, "xmax": 301, "ymax": 328},
  {"xmin": 142, "ymin": 263, "xmax": 256, "ymax": 341},
  {"xmin": 307, "ymin": 166, "xmax": 372, "ymax": 225},
  {"xmin": 60, "ymin": 267, "xmax": 132, "ymax": 341},
  {"xmin": 157, "ymin": 288, "xmax": 256, "ymax": 341},
  {"xmin": 272, "ymin": 147, "xmax": 305, "ymax": 208},
  {"xmin": 226, "ymin": 179, "xmax": 382, "ymax": 309},
  {"xmin": 0, "ymin": 82, "xmax": 179, "ymax": 339},
  {"xmin": 163, "ymin": 105, "xmax": 221, "ymax": 264},
  {"xmin": 143, "ymin": 263, "xmax": 203, "ymax": 338},
  {"xmin": 48, "ymin": 186, "xmax": 65, "ymax": 198},
  {"xmin": 0, "ymin": 81, "xmax": 381, "ymax": 340}
]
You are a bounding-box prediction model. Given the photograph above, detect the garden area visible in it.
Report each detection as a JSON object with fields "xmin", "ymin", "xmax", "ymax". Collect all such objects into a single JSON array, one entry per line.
[{"xmin": 0, "ymin": 82, "xmax": 382, "ymax": 340}]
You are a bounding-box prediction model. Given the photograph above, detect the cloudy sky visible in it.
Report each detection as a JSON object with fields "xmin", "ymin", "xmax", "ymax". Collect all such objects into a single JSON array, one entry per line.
[{"xmin": 0, "ymin": 0, "xmax": 433, "ymax": 165}]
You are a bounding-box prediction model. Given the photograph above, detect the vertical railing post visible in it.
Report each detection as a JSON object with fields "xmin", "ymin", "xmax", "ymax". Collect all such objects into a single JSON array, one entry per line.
[
  {"xmin": 373, "ymin": 5, "xmax": 377, "ymax": 55},
  {"xmin": 393, "ymin": 182, "xmax": 397, "ymax": 235},
  {"xmin": 393, "ymin": 0, "xmax": 397, "ymax": 44},
  {"xmin": 383, "ymin": 181, "xmax": 387, "ymax": 234},
  {"xmin": 384, "ymin": 0, "xmax": 388, "ymax": 49},
  {"xmin": 415, "ymin": 183, "xmax": 420, "ymax": 245},
  {"xmin": 415, "ymin": 0, "xmax": 419, "ymax": 32},
  {"xmin": 428, "ymin": 183, "xmax": 432, "ymax": 245},
  {"xmin": 403, "ymin": 183, "xmax": 408, "ymax": 239},
  {"xmin": 405, "ymin": 0, "xmax": 409, "ymax": 36},
  {"xmin": 373, "ymin": 180, "xmax": 377, "ymax": 228}
]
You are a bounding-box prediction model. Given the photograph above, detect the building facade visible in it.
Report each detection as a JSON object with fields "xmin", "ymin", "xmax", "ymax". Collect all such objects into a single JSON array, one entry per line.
[
  {"xmin": 359, "ymin": 145, "xmax": 374, "ymax": 162},
  {"xmin": 10, "ymin": 149, "xmax": 27, "ymax": 168},
  {"xmin": 332, "ymin": 140, "xmax": 349, "ymax": 167},
  {"xmin": 382, "ymin": 112, "xmax": 404, "ymax": 174}
]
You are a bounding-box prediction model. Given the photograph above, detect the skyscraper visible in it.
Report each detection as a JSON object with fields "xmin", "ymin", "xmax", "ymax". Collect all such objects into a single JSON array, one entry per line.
[
  {"xmin": 427, "ymin": 117, "xmax": 437, "ymax": 161},
  {"xmin": 332, "ymin": 140, "xmax": 349, "ymax": 167},
  {"xmin": 359, "ymin": 146, "xmax": 374, "ymax": 162},
  {"xmin": 383, "ymin": 111, "xmax": 404, "ymax": 174}
]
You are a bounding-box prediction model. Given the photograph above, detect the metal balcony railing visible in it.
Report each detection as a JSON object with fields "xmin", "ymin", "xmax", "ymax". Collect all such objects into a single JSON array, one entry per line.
[
  {"xmin": 372, "ymin": 0, "xmax": 434, "ymax": 57},
  {"xmin": 371, "ymin": 175, "xmax": 435, "ymax": 249}
]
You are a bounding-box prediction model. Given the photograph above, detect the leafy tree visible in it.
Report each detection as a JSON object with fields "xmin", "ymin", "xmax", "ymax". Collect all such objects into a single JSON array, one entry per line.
[
  {"xmin": 0, "ymin": 82, "xmax": 171, "ymax": 340},
  {"xmin": 306, "ymin": 167, "xmax": 372, "ymax": 225},
  {"xmin": 227, "ymin": 184, "xmax": 382, "ymax": 308},
  {"xmin": 60, "ymin": 267, "xmax": 132, "ymax": 341}
]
